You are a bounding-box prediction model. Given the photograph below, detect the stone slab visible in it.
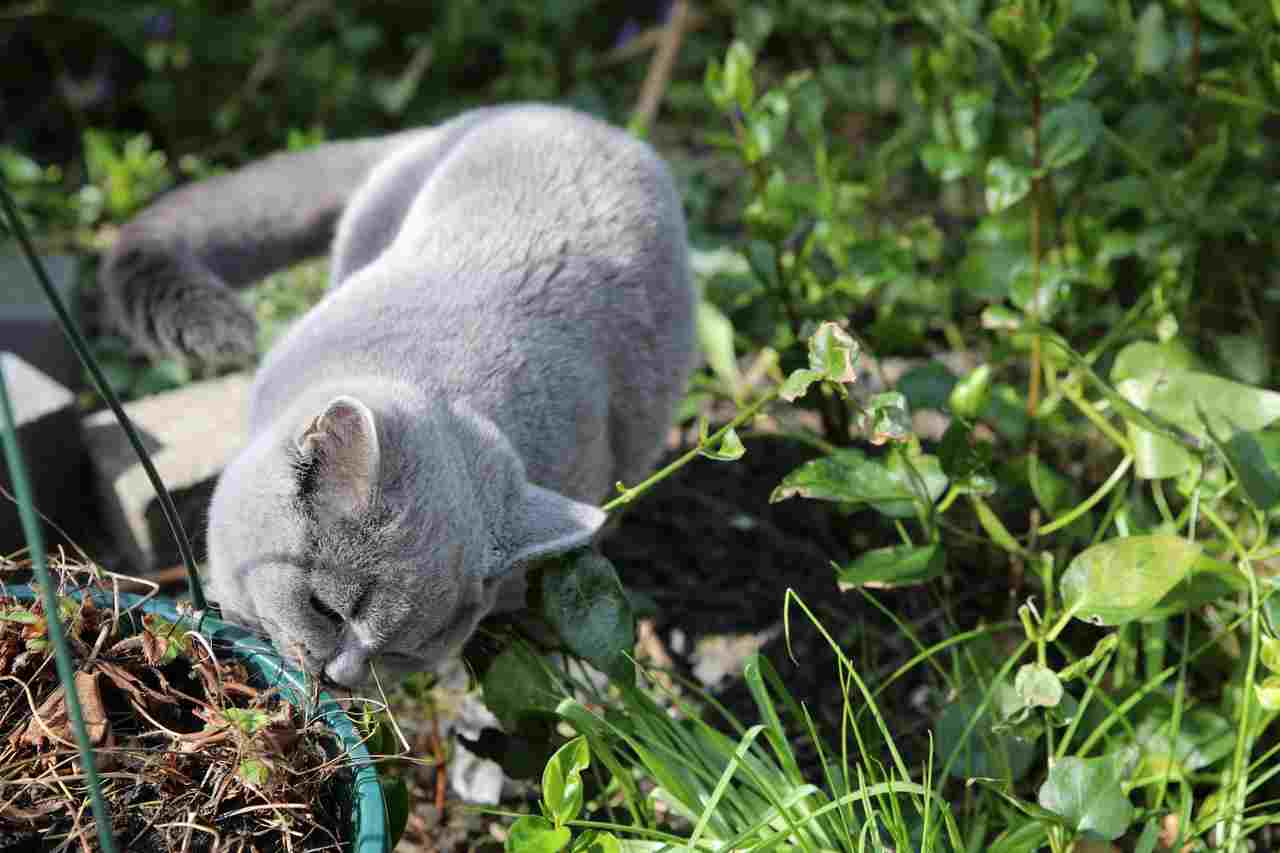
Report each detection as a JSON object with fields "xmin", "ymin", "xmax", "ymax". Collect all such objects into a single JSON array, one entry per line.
[
  {"xmin": 0, "ymin": 252, "xmax": 81, "ymax": 389},
  {"xmin": 81, "ymin": 372, "xmax": 252, "ymax": 572},
  {"xmin": 0, "ymin": 353, "xmax": 88, "ymax": 557}
]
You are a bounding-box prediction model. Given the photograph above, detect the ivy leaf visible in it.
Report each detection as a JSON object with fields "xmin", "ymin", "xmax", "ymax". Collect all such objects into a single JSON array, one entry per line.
[
  {"xmin": 541, "ymin": 550, "xmax": 635, "ymax": 682},
  {"xmin": 1037, "ymin": 753, "xmax": 1136, "ymax": 841},
  {"xmin": 985, "ymin": 158, "xmax": 1032, "ymax": 213},
  {"xmin": 1060, "ymin": 535, "xmax": 1202, "ymax": 625}
]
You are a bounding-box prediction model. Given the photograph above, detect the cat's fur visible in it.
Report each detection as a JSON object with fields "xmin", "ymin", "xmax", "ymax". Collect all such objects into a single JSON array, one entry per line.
[{"xmin": 101, "ymin": 105, "xmax": 695, "ymax": 687}]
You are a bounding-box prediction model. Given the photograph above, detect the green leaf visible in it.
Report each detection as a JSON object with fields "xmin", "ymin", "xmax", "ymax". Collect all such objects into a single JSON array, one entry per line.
[
  {"xmin": 695, "ymin": 301, "xmax": 742, "ymax": 398},
  {"xmin": 1137, "ymin": 370, "xmax": 1280, "ymax": 435},
  {"xmin": 1037, "ymin": 754, "xmax": 1135, "ymax": 841},
  {"xmin": 541, "ymin": 736, "xmax": 590, "ymax": 826},
  {"xmin": 861, "ymin": 391, "xmax": 912, "ymax": 445},
  {"xmin": 1134, "ymin": 3, "xmax": 1172, "ymax": 75},
  {"xmin": 541, "ymin": 550, "xmax": 635, "ymax": 682},
  {"xmin": 570, "ymin": 830, "xmax": 622, "ymax": 853},
  {"xmin": 507, "ymin": 816, "xmax": 571, "ymax": 853},
  {"xmin": 1220, "ymin": 429, "xmax": 1280, "ymax": 511},
  {"xmin": 483, "ymin": 643, "xmax": 561, "ymax": 733},
  {"xmin": 971, "ymin": 496, "xmax": 1024, "ymax": 554},
  {"xmin": 1262, "ymin": 635, "xmax": 1280, "ymax": 675},
  {"xmin": 1257, "ymin": 675, "xmax": 1280, "ymax": 711},
  {"xmin": 1135, "ymin": 705, "xmax": 1234, "ymax": 777},
  {"xmin": 381, "ymin": 776, "xmax": 410, "ymax": 847},
  {"xmin": 1044, "ymin": 53, "xmax": 1098, "ymax": 100},
  {"xmin": 1039, "ymin": 101, "xmax": 1103, "ymax": 170},
  {"xmin": 1061, "ymin": 535, "xmax": 1202, "ymax": 625},
  {"xmin": 835, "ymin": 543, "xmax": 944, "ymax": 589},
  {"xmin": 723, "ymin": 41, "xmax": 756, "ymax": 111},
  {"xmin": 224, "ymin": 708, "xmax": 271, "ymax": 736},
  {"xmin": 1027, "ymin": 456, "xmax": 1073, "ymax": 515},
  {"xmin": 748, "ymin": 90, "xmax": 790, "ymax": 159},
  {"xmin": 921, "ymin": 143, "xmax": 977, "ymax": 181},
  {"xmin": 779, "ymin": 368, "xmax": 824, "ymax": 402},
  {"xmin": 985, "ymin": 157, "xmax": 1032, "ymax": 213},
  {"xmin": 899, "ymin": 362, "xmax": 957, "ymax": 411},
  {"xmin": 807, "ymin": 321, "xmax": 860, "ymax": 385},
  {"xmin": 938, "ymin": 686, "xmax": 1037, "ymax": 781},
  {"xmin": 1214, "ymin": 334, "xmax": 1269, "ymax": 386},
  {"xmin": 1111, "ymin": 340, "xmax": 1200, "ymax": 383},
  {"xmin": 698, "ymin": 425, "xmax": 745, "ymax": 461},
  {"xmin": 939, "ymin": 420, "xmax": 997, "ymax": 495},
  {"xmin": 771, "ymin": 447, "xmax": 946, "ymax": 518},
  {"xmin": 237, "ymin": 758, "xmax": 271, "ymax": 787},
  {"xmin": 949, "ymin": 365, "xmax": 992, "ymax": 419},
  {"xmin": 1014, "ymin": 663, "xmax": 1063, "ymax": 709}
]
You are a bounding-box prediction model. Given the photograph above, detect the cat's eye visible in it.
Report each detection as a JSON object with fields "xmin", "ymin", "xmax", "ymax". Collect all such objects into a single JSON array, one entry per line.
[{"xmin": 309, "ymin": 593, "xmax": 343, "ymax": 624}]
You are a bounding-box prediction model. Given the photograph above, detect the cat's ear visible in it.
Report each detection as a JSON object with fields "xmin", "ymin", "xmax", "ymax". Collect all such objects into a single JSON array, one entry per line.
[
  {"xmin": 491, "ymin": 483, "xmax": 606, "ymax": 577},
  {"xmin": 295, "ymin": 396, "xmax": 380, "ymax": 519}
]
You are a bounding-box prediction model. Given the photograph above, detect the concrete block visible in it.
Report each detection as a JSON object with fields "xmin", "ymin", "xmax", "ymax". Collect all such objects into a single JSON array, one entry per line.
[
  {"xmin": 81, "ymin": 373, "xmax": 251, "ymax": 573},
  {"xmin": 0, "ymin": 252, "xmax": 81, "ymax": 388},
  {"xmin": 0, "ymin": 353, "xmax": 89, "ymax": 557}
]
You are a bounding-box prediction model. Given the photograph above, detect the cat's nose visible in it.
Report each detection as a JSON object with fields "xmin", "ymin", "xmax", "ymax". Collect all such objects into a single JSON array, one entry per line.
[{"xmin": 324, "ymin": 645, "xmax": 371, "ymax": 687}]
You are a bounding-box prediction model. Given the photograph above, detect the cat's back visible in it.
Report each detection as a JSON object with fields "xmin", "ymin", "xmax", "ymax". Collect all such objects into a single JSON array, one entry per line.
[{"xmin": 379, "ymin": 104, "xmax": 683, "ymax": 277}]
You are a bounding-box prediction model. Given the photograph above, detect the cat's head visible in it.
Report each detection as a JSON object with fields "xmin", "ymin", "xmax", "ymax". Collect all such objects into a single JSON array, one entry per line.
[{"xmin": 205, "ymin": 392, "xmax": 605, "ymax": 687}]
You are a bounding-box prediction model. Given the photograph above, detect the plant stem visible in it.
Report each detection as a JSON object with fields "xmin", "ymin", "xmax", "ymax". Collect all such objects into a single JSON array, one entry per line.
[{"xmin": 602, "ymin": 387, "xmax": 779, "ymax": 513}]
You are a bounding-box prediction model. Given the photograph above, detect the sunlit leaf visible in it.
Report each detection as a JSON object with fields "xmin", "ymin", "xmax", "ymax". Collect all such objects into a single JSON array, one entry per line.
[
  {"xmin": 1257, "ymin": 676, "xmax": 1280, "ymax": 711},
  {"xmin": 1061, "ymin": 535, "xmax": 1202, "ymax": 625},
  {"xmin": 507, "ymin": 816, "xmax": 571, "ymax": 853},
  {"xmin": 949, "ymin": 365, "xmax": 992, "ymax": 419},
  {"xmin": 771, "ymin": 447, "xmax": 946, "ymax": 518},
  {"xmin": 695, "ymin": 301, "xmax": 742, "ymax": 398},
  {"xmin": 698, "ymin": 426, "xmax": 746, "ymax": 461},
  {"xmin": 985, "ymin": 157, "xmax": 1032, "ymax": 213},
  {"xmin": 541, "ymin": 736, "xmax": 590, "ymax": 826}
]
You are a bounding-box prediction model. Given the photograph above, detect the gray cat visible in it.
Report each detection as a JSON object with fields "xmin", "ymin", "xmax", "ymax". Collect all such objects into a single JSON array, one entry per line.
[{"xmin": 101, "ymin": 105, "xmax": 695, "ymax": 687}]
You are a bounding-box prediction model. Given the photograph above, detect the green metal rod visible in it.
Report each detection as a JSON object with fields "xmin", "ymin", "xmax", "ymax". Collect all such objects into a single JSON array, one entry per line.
[
  {"xmin": 0, "ymin": 176, "xmax": 207, "ymax": 611},
  {"xmin": 0, "ymin": 366, "xmax": 118, "ymax": 852}
]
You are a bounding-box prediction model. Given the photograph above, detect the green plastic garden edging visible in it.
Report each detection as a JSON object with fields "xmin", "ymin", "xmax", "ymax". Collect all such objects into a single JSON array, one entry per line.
[{"xmin": 10, "ymin": 585, "xmax": 390, "ymax": 853}]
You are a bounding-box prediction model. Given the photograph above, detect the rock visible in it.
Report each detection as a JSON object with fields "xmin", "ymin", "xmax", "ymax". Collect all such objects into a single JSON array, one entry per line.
[
  {"xmin": 0, "ymin": 353, "xmax": 88, "ymax": 557},
  {"xmin": 81, "ymin": 372, "xmax": 251, "ymax": 572},
  {"xmin": 0, "ymin": 252, "xmax": 81, "ymax": 388}
]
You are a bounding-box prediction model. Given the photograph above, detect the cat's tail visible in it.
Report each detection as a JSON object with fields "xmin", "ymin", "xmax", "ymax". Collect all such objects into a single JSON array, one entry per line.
[{"xmin": 100, "ymin": 128, "xmax": 430, "ymax": 365}]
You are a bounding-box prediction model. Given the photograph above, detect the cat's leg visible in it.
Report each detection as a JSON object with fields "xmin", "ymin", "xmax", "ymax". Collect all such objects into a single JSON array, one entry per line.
[{"xmin": 100, "ymin": 128, "xmax": 430, "ymax": 365}]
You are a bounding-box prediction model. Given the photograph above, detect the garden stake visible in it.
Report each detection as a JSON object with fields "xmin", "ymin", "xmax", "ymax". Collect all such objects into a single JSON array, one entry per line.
[
  {"xmin": 0, "ymin": 366, "xmax": 118, "ymax": 853},
  {"xmin": 0, "ymin": 175, "xmax": 207, "ymax": 614}
]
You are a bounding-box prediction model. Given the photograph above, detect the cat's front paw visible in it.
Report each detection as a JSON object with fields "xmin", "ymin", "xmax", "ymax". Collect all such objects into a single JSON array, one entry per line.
[{"xmin": 102, "ymin": 240, "xmax": 259, "ymax": 367}]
